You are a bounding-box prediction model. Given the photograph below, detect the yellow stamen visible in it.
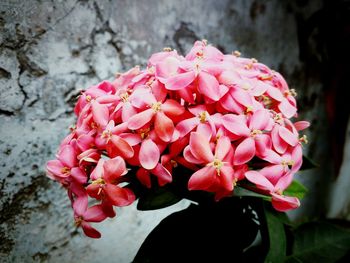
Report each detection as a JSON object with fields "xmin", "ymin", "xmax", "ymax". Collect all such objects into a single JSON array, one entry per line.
[
  {"xmin": 245, "ymin": 106, "xmax": 254, "ymax": 114},
  {"xmin": 163, "ymin": 47, "xmax": 172, "ymax": 52},
  {"xmin": 151, "ymin": 102, "xmax": 162, "ymax": 112},
  {"xmin": 85, "ymin": 95, "xmax": 92, "ymax": 102},
  {"xmin": 120, "ymin": 93, "xmax": 129, "ymax": 102},
  {"xmin": 140, "ymin": 128, "xmax": 150, "ymax": 140},
  {"xmin": 61, "ymin": 167, "xmax": 70, "ymax": 175},
  {"xmin": 233, "ymin": 50, "xmax": 241, "ymax": 57},
  {"xmin": 170, "ymin": 160, "xmax": 178, "ymax": 168},
  {"xmin": 199, "ymin": 111, "xmax": 207, "ymax": 123},
  {"xmin": 299, "ymin": 135, "xmax": 308, "ymax": 144},
  {"xmin": 212, "ymin": 158, "xmax": 223, "ymax": 176},
  {"xmin": 250, "ymin": 129, "xmax": 262, "ymax": 137},
  {"xmin": 259, "ymin": 74, "xmax": 273, "ymax": 81}
]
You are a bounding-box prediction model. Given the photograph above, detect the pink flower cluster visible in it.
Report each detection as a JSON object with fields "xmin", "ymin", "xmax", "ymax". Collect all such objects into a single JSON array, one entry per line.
[{"xmin": 47, "ymin": 40, "xmax": 309, "ymax": 238}]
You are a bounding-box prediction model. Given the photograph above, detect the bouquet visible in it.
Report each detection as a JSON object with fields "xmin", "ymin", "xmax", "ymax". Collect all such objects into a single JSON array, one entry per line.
[{"xmin": 46, "ymin": 40, "xmax": 309, "ymax": 239}]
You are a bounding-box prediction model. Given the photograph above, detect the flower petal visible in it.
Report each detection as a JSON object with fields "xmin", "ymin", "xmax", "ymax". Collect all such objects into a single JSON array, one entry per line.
[
  {"xmin": 103, "ymin": 156, "xmax": 127, "ymax": 183},
  {"xmin": 260, "ymin": 165, "xmax": 285, "ymax": 185},
  {"xmin": 73, "ymin": 195, "xmax": 88, "ymax": 216},
  {"xmin": 271, "ymin": 193, "xmax": 300, "ymax": 212},
  {"xmin": 279, "ymin": 126, "xmax": 298, "ymax": 146},
  {"xmin": 127, "ymin": 109, "xmax": 154, "ymax": 130},
  {"xmin": 215, "ymin": 136, "xmax": 232, "ymax": 160},
  {"xmin": 104, "ymin": 184, "xmax": 135, "ymax": 206},
  {"xmin": 189, "ymin": 132, "xmax": 214, "ymax": 163},
  {"xmin": 58, "ymin": 144, "xmax": 77, "ymax": 168},
  {"xmin": 91, "ymin": 100, "xmax": 109, "ymax": 127},
  {"xmin": 222, "ymin": 114, "xmax": 250, "ymax": 136},
  {"xmin": 244, "ymin": 170, "xmax": 274, "ymax": 192},
  {"xmin": 161, "ymin": 99, "xmax": 185, "ymax": 117},
  {"xmin": 110, "ymin": 135, "xmax": 134, "ymax": 159},
  {"xmin": 70, "ymin": 167, "xmax": 87, "ymax": 184},
  {"xmin": 84, "ymin": 204, "xmax": 107, "ymax": 222},
  {"xmin": 81, "ymin": 222, "xmax": 101, "ymax": 239},
  {"xmin": 165, "ymin": 71, "xmax": 196, "ymax": 90},
  {"xmin": 220, "ymin": 165, "xmax": 234, "ymax": 191},
  {"xmin": 198, "ymin": 71, "xmax": 220, "ymax": 101},
  {"xmin": 188, "ymin": 166, "xmax": 216, "ymax": 191},
  {"xmin": 155, "ymin": 111, "xmax": 174, "ymax": 142},
  {"xmin": 234, "ymin": 137, "xmax": 255, "ymax": 165},
  {"xmin": 152, "ymin": 163, "xmax": 173, "ymax": 186},
  {"xmin": 136, "ymin": 168, "xmax": 151, "ymax": 188},
  {"xmin": 176, "ymin": 117, "xmax": 199, "ymax": 137},
  {"xmin": 249, "ymin": 109, "xmax": 270, "ymax": 130},
  {"xmin": 139, "ymin": 139, "xmax": 160, "ymax": 170}
]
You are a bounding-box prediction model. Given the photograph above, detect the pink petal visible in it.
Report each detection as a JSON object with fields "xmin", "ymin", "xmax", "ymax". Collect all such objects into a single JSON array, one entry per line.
[
  {"xmin": 249, "ymin": 109, "xmax": 270, "ymax": 130},
  {"xmin": 46, "ymin": 160, "xmax": 64, "ymax": 178},
  {"xmin": 104, "ymin": 184, "xmax": 134, "ymax": 206},
  {"xmin": 86, "ymin": 184, "xmax": 101, "ymax": 200},
  {"xmin": 293, "ymin": 121, "xmax": 310, "ymax": 131},
  {"xmin": 198, "ymin": 71, "xmax": 220, "ymax": 101},
  {"xmin": 176, "ymin": 117, "xmax": 199, "ymax": 137},
  {"xmin": 90, "ymin": 159, "xmax": 104, "ymax": 180},
  {"xmin": 278, "ymin": 100, "xmax": 297, "ymax": 118},
  {"xmin": 165, "ymin": 71, "xmax": 196, "ymax": 90},
  {"xmin": 189, "ymin": 132, "xmax": 214, "ymax": 163},
  {"xmin": 73, "ymin": 196, "xmax": 88, "ymax": 216},
  {"xmin": 127, "ymin": 109, "xmax": 154, "ymax": 130},
  {"xmin": 70, "ymin": 167, "xmax": 87, "ymax": 184},
  {"xmin": 84, "ymin": 204, "xmax": 107, "ymax": 222},
  {"xmin": 271, "ymin": 193, "xmax": 300, "ymax": 212},
  {"xmin": 58, "ymin": 144, "xmax": 77, "ymax": 168},
  {"xmin": 271, "ymin": 125, "xmax": 288, "ymax": 154},
  {"xmin": 244, "ymin": 170, "xmax": 274, "ymax": 192},
  {"xmin": 255, "ymin": 134, "xmax": 272, "ymax": 157},
  {"xmin": 152, "ymin": 163, "xmax": 173, "ymax": 186},
  {"xmin": 121, "ymin": 102, "xmax": 138, "ymax": 123},
  {"xmin": 267, "ymin": 87, "xmax": 283, "ymax": 101},
  {"xmin": 260, "ymin": 165, "xmax": 285, "ymax": 185},
  {"xmin": 81, "ymin": 222, "xmax": 101, "ymax": 238},
  {"xmin": 279, "ymin": 126, "xmax": 298, "ymax": 146},
  {"xmin": 103, "ymin": 156, "xmax": 127, "ymax": 183},
  {"xmin": 139, "ymin": 139, "xmax": 160, "ymax": 170},
  {"xmin": 196, "ymin": 122, "xmax": 214, "ymax": 141},
  {"xmin": 119, "ymin": 133, "xmax": 141, "ymax": 146},
  {"xmin": 136, "ymin": 168, "xmax": 151, "ymax": 188},
  {"xmin": 110, "ymin": 135, "xmax": 134, "ymax": 159},
  {"xmin": 215, "ymin": 136, "xmax": 232, "ymax": 160},
  {"xmin": 188, "ymin": 166, "xmax": 216, "ymax": 191},
  {"xmin": 220, "ymin": 165, "xmax": 234, "ymax": 191},
  {"xmin": 261, "ymin": 149, "xmax": 282, "ymax": 164},
  {"xmin": 234, "ymin": 137, "xmax": 255, "ymax": 165},
  {"xmin": 161, "ymin": 99, "xmax": 185, "ymax": 117},
  {"xmin": 183, "ymin": 145, "xmax": 203, "ymax": 164},
  {"xmin": 291, "ymin": 145, "xmax": 303, "ymax": 173},
  {"xmin": 275, "ymin": 172, "xmax": 294, "ymax": 191},
  {"xmin": 91, "ymin": 100, "xmax": 109, "ymax": 127},
  {"xmin": 231, "ymin": 88, "xmax": 253, "ymax": 107},
  {"xmin": 222, "ymin": 114, "xmax": 250, "ymax": 136},
  {"xmin": 155, "ymin": 111, "xmax": 174, "ymax": 142}
]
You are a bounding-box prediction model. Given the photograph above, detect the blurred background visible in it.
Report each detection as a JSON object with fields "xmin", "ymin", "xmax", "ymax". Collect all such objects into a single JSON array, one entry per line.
[{"xmin": 0, "ymin": 0, "xmax": 349, "ymax": 262}]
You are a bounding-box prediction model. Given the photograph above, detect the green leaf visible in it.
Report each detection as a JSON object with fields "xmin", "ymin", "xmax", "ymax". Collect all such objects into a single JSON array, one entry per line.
[
  {"xmin": 264, "ymin": 205, "xmax": 287, "ymax": 263},
  {"xmin": 234, "ymin": 186, "xmax": 272, "ymax": 201},
  {"xmin": 284, "ymin": 180, "xmax": 308, "ymax": 200},
  {"xmin": 286, "ymin": 222, "xmax": 350, "ymax": 263},
  {"xmin": 300, "ymin": 155, "xmax": 318, "ymax": 170},
  {"xmin": 137, "ymin": 187, "xmax": 182, "ymax": 211}
]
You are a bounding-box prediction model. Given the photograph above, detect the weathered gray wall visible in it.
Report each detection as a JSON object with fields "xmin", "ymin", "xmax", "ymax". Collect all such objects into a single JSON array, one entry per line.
[{"xmin": 2, "ymin": 0, "xmax": 348, "ymax": 262}]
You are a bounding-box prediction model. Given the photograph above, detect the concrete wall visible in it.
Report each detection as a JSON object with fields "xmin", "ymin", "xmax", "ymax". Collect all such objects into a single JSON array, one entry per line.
[{"xmin": 1, "ymin": 0, "xmax": 348, "ymax": 262}]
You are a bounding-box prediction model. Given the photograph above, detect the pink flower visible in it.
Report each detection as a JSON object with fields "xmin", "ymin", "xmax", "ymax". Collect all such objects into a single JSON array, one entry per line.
[
  {"xmin": 86, "ymin": 157, "xmax": 135, "ymax": 206},
  {"xmin": 185, "ymin": 132, "xmax": 234, "ymax": 192},
  {"xmin": 222, "ymin": 109, "xmax": 272, "ymax": 165},
  {"xmin": 245, "ymin": 170, "xmax": 300, "ymax": 211},
  {"xmin": 73, "ymin": 195, "xmax": 108, "ymax": 238}
]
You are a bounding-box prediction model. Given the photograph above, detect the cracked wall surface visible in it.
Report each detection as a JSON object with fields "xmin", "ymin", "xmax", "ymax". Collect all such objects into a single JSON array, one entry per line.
[{"xmin": 1, "ymin": 0, "xmax": 348, "ymax": 262}]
